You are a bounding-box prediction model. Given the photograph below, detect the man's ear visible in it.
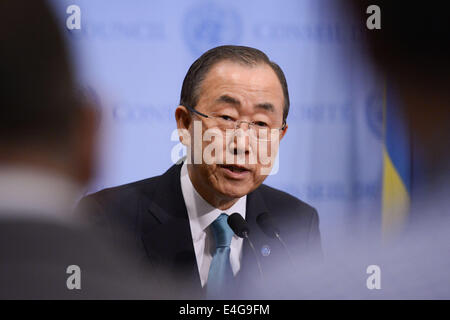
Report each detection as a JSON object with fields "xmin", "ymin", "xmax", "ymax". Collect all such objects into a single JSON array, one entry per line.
[
  {"xmin": 279, "ymin": 123, "xmax": 288, "ymax": 141},
  {"xmin": 175, "ymin": 105, "xmax": 192, "ymax": 146}
]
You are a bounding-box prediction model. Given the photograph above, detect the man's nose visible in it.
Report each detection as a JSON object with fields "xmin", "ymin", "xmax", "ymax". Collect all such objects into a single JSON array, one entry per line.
[{"xmin": 228, "ymin": 128, "xmax": 251, "ymax": 155}]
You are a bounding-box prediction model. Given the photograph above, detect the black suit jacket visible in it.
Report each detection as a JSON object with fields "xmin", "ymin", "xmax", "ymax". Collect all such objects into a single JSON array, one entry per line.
[{"xmin": 77, "ymin": 163, "xmax": 322, "ymax": 299}]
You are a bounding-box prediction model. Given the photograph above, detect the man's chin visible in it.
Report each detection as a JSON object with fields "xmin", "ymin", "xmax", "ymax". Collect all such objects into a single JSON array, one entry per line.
[
  {"xmin": 219, "ymin": 183, "xmax": 253, "ymax": 199},
  {"xmin": 223, "ymin": 191, "xmax": 247, "ymax": 200}
]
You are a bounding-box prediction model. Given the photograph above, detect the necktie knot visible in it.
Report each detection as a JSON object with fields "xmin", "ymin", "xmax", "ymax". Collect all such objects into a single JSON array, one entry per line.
[{"xmin": 210, "ymin": 213, "xmax": 234, "ymax": 248}]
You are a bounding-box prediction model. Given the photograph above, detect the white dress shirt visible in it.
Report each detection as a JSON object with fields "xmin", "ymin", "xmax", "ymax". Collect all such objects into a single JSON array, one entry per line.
[{"xmin": 180, "ymin": 161, "xmax": 246, "ymax": 287}]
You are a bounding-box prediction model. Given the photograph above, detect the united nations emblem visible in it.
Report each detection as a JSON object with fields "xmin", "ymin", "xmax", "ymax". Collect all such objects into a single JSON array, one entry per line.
[{"xmin": 183, "ymin": 2, "xmax": 243, "ymax": 56}]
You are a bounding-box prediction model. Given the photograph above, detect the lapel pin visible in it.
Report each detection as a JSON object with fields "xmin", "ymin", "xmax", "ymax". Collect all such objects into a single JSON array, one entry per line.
[{"xmin": 261, "ymin": 245, "xmax": 271, "ymax": 257}]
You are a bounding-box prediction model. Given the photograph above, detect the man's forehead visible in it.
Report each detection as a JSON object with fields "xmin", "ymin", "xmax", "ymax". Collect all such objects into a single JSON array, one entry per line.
[
  {"xmin": 199, "ymin": 60, "xmax": 284, "ymax": 104},
  {"xmin": 205, "ymin": 60, "xmax": 277, "ymax": 82}
]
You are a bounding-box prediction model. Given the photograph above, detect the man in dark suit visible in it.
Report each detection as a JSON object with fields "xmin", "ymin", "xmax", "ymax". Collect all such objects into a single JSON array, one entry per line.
[{"xmin": 78, "ymin": 45, "xmax": 321, "ymax": 299}]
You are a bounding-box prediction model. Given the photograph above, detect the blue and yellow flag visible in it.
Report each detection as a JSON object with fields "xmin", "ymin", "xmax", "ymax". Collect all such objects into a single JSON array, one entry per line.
[{"xmin": 382, "ymin": 84, "xmax": 411, "ymax": 238}]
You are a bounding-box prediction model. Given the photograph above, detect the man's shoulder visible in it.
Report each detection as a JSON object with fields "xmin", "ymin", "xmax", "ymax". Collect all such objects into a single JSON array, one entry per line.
[
  {"xmin": 76, "ymin": 174, "xmax": 165, "ymax": 232},
  {"xmin": 82, "ymin": 164, "xmax": 180, "ymax": 206},
  {"xmin": 84, "ymin": 175, "xmax": 160, "ymax": 205},
  {"xmin": 257, "ymin": 184, "xmax": 318, "ymax": 217},
  {"xmin": 76, "ymin": 164, "xmax": 183, "ymax": 228}
]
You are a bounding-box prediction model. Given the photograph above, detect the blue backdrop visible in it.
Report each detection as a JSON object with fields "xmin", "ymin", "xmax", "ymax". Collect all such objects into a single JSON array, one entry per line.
[{"xmin": 54, "ymin": 0, "xmax": 384, "ymax": 253}]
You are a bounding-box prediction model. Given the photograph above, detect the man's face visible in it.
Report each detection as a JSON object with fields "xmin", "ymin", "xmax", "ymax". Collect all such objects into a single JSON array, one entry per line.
[{"xmin": 179, "ymin": 60, "xmax": 287, "ymax": 203}]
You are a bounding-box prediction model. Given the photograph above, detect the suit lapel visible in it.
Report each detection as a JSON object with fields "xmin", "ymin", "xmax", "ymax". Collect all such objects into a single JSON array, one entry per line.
[
  {"xmin": 238, "ymin": 187, "xmax": 286, "ymax": 290},
  {"xmin": 239, "ymin": 188, "xmax": 267, "ymax": 280},
  {"xmin": 139, "ymin": 164, "xmax": 202, "ymax": 293}
]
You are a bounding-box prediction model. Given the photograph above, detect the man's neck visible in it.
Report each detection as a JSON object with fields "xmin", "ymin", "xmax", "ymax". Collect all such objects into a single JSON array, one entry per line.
[{"xmin": 0, "ymin": 163, "xmax": 81, "ymax": 222}]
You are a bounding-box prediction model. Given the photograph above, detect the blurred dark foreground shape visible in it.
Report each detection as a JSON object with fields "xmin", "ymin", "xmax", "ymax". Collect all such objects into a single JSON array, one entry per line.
[
  {"xmin": 238, "ymin": 2, "xmax": 450, "ymax": 299},
  {"xmin": 0, "ymin": 0, "xmax": 169, "ymax": 299},
  {"xmin": 348, "ymin": 1, "xmax": 450, "ymax": 189},
  {"xmin": 244, "ymin": 2, "xmax": 450, "ymax": 299}
]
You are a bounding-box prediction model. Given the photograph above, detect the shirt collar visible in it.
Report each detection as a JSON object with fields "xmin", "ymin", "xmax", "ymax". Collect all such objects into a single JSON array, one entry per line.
[{"xmin": 180, "ymin": 161, "xmax": 246, "ymax": 240}]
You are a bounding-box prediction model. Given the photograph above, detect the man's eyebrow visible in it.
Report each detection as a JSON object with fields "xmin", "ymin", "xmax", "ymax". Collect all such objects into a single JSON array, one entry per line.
[
  {"xmin": 255, "ymin": 102, "xmax": 274, "ymax": 112},
  {"xmin": 216, "ymin": 95, "xmax": 241, "ymax": 106},
  {"xmin": 216, "ymin": 95, "xmax": 275, "ymax": 112}
]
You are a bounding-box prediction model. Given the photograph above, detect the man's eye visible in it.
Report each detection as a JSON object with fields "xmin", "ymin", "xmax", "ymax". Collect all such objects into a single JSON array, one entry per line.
[
  {"xmin": 220, "ymin": 115, "xmax": 234, "ymax": 121},
  {"xmin": 254, "ymin": 121, "xmax": 268, "ymax": 127}
]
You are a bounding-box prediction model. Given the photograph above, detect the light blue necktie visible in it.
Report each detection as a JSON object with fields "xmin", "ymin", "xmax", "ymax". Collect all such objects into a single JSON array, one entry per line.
[{"xmin": 206, "ymin": 213, "xmax": 235, "ymax": 298}]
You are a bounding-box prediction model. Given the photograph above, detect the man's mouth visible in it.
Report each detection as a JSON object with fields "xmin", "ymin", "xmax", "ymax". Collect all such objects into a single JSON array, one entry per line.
[
  {"xmin": 218, "ymin": 164, "xmax": 251, "ymax": 178},
  {"xmin": 219, "ymin": 164, "xmax": 250, "ymax": 172}
]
